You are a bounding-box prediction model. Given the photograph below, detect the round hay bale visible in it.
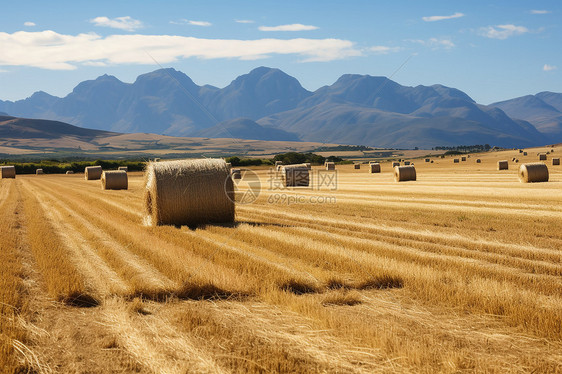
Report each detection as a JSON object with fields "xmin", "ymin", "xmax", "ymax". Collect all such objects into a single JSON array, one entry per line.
[
  {"xmin": 102, "ymin": 170, "xmax": 128, "ymax": 190},
  {"xmin": 354, "ymin": 164, "xmax": 360, "ymax": 169},
  {"xmin": 511, "ymin": 157, "xmax": 516, "ymax": 161},
  {"xmin": 425, "ymin": 158, "xmax": 430, "ymax": 162},
  {"xmin": 539, "ymin": 153, "xmax": 547, "ymax": 161},
  {"xmin": 476, "ymin": 159, "xmax": 481, "ymax": 163},
  {"xmin": 461, "ymin": 157, "xmax": 467, "ymax": 162},
  {"xmin": 118, "ymin": 166, "xmax": 128, "ymax": 172},
  {"xmin": 519, "ymin": 163, "xmax": 549, "ymax": 183},
  {"xmin": 369, "ymin": 163, "xmax": 381, "ymax": 173},
  {"xmin": 454, "ymin": 158, "xmax": 460, "ymax": 163},
  {"xmin": 404, "ymin": 161, "xmax": 411, "ymax": 166},
  {"xmin": 280, "ymin": 164, "xmax": 309, "ymax": 187},
  {"xmin": 144, "ymin": 158, "xmax": 234, "ymax": 226},
  {"xmin": 552, "ymin": 158, "xmax": 560, "ymax": 166},
  {"xmin": 519, "ymin": 149, "xmax": 523, "ymax": 153},
  {"xmin": 36, "ymin": 169, "xmax": 44, "ymax": 175},
  {"xmin": 305, "ymin": 163, "xmax": 311, "ymax": 169},
  {"xmin": 394, "ymin": 165, "xmax": 416, "ymax": 182},
  {"xmin": 515, "ymin": 159, "xmax": 519, "ymax": 163},
  {"xmin": 326, "ymin": 162, "xmax": 335, "ymax": 171},
  {"xmin": 0, "ymin": 165, "xmax": 16, "ymax": 179},
  {"xmin": 231, "ymin": 169, "xmax": 241, "ymax": 179},
  {"xmin": 497, "ymin": 160, "xmax": 508, "ymax": 170},
  {"xmin": 85, "ymin": 166, "xmax": 102, "ymax": 180},
  {"xmin": 225, "ymin": 162, "xmax": 232, "ymax": 169},
  {"xmin": 523, "ymin": 152, "xmax": 527, "ymax": 156},
  {"xmin": 430, "ymin": 160, "xmax": 434, "ymax": 163},
  {"xmin": 392, "ymin": 162, "xmax": 400, "ymax": 167},
  {"xmin": 66, "ymin": 171, "xmax": 74, "ymax": 175}
]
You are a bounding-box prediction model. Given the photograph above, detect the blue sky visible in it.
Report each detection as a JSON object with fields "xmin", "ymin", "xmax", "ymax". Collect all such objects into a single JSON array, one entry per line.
[{"xmin": 0, "ymin": 0, "xmax": 560, "ymax": 104}]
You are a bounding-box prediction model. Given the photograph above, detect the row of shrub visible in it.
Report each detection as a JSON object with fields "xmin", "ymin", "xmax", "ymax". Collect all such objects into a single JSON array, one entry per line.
[{"xmin": 1, "ymin": 160, "xmax": 146, "ymax": 174}]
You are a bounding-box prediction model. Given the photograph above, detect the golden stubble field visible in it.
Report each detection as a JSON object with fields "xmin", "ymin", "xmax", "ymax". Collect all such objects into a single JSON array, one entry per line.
[{"xmin": 1, "ymin": 146, "xmax": 561, "ymax": 373}]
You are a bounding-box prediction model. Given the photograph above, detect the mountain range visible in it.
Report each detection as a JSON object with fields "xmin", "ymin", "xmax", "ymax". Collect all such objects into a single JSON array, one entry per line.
[{"xmin": 1, "ymin": 67, "xmax": 560, "ymax": 148}]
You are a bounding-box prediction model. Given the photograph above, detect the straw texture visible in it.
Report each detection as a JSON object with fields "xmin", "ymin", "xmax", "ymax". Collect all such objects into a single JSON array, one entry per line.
[
  {"xmin": 280, "ymin": 164, "xmax": 309, "ymax": 187},
  {"xmin": 144, "ymin": 158, "xmax": 234, "ymax": 226},
  {"xmin": 0, "ymin": 166, "xmax": 16, "ymax": 179},
  {"xmin": 102, "ymin": 170, "xmax": 128, "ymax": 190},
  {"xmin": 85, "ymin": 166, "xmax": 102, "ymax": 180},
  {"xmin": 519, "ymin": 163, "xmax": 549, "ymax": 183},
  {"xmin": 394, "ymin": 166, "xmax": 416, "ymax": 182}
]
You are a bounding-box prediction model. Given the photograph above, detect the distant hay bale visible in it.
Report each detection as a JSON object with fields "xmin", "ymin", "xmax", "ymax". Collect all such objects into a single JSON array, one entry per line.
[
  {"xmin": 101, "ymin": 170, "xmax": 128, "ymax": 190},
  {"xmin": 305, "ymin": 163, "xmax": 311, "ymax": 169},
  {"xmin": 231, "ymin": 168, "xmax": 241, "ymax": 179},
  {"xmin": 144, "ymin": 158, "xmax": 234, "ymax": 226},
  {"xmin": 66, "ymin": 171, "xmax": 74, "ymax": 175},
  {"xmin": 280, "ymin": 164, "xmax": 309, "ymax": 187},
  {"xmin": 392, "ymin": 162, "xmax": 400, "ymax": 167},
  {"xmin": 326, "ymin": 162, "xmax": 335, "ymax": 170},
  {"xmin": 476, "ymin": 159, "xmax": 481, "ymax": 163},
  {"xmin": 404, "ymin": 161, "xmax": 411, "ymax": 166},
  {"xmin": 394, "ymin": 165, "xmax": 416, "ymax": 182},
  {"xmin": 118, "ymin": 166, "xmax": 128, "ymax": 172},
  {"xmin": 461, "ymin": 157, "xmax": 467, "ymax": 162},
  {"xmin": 467, "ymin": 155, "xmax": 471, "ymax": 158},
  {"xmin": 515, "ymin": 159, "xmax": 519, "ymax": 163},
  {"xmin": 425, "ymin": 158, "xmax": 430, "ymax": 162},
  {"xmin": 85, "ymin": 166, "xmax": 102, "ymax": 180},
  {"xmin": 519, "ymin": 163, "xmax": 549, "ymax": 183},
  {"xmin": 36, "ymin": 169, "xmax": 44, "ymax": 175},
  {"xmin": 553, "ymin": 158, "xmax": 560, "ymax": 166},
  {"xmin": 0, "ymin": 166, "xmax": 16, "ymax": 179},
  {"xmin": 497, "ymin": 160, "xmax": 508, "ymax": 170},
  {"xmin": 369, "ymin": 163, "xmax": 381, "ymax": 173},
  {"xmin": 354, "ymin": 164, "xmax": 360, "ymax": 169},
  {"xmin": 512, "ymin": 157, "xmax": 516, "ymax": 161},
  {"xmin": 440, "ymin": 155, "xmax": 445, "ymax": 159},
  {"xmin": 523, "ymin": 152, "xmax": 527, "ymax": 156},
  {"xmin": 430, "ymin": 160, "xmax": 434, "ymax": 163},
  {"xmin": 519, "ymin": 149, "xmax": 523, "ymax": 153},
  {"xmin": 225, "ymin": 162, "xmax": 232, "ymax": 169},
  {"xmin": 539, "ymin": 153, "xmax": 547, "ymax": 161},
  {"xmin": 454, "ymin": 159, "xmax": 460, "ymax": 163}
]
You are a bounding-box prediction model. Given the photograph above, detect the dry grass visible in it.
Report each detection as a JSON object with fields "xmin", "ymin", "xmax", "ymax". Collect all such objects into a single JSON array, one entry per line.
[{"xmin": 1, "ymin": 146, "xmax": 562, "ymax": 372}]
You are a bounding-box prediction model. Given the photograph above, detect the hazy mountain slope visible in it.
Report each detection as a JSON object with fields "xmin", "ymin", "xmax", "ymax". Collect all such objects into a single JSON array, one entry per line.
[
  {"xmin": 0, "ymin": 67, "xmax": 555, "ymax": 148},
  {"xmin": 491, "ymin": 93, "xmax": 562, "ymax": 137},
  {"xmin": 196, "ymin": 118, "xmax": 299, "ymax": 141},
  {"xmin": 0, "ymin": 115, "xmax": 114, "ymax": 139}
]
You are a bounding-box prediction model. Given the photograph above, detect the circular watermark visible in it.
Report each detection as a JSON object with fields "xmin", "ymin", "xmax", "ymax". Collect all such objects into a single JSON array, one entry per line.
[{"xmin": 224, "ymin": 168, "xmax": 262, "ymax": 204}]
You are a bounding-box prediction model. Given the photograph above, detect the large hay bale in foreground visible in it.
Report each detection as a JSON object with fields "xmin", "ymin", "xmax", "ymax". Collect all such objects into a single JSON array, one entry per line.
[
  {"xmin": 497, "ymin": 160, "xmax": 509, "ymax": 170},
  {"xmin": 539, "ymin": 153, "xmax": 547, "ymax": 161},
  {"xmin": 144, "ymin": 158, "xmax": 234, "ymax": 226},
  {"xmin": 0, "ymin": 166, "xmax": 16, "ymax": 179},
  {"xmin": 519, "ymin": 163, "xmax": 549, "ymax": 183},
  {"xmin": 553, "ymin": 158, "xmax": 560, "ymax": 166},
  {"xmin": 85, "ymin": 166, "xmax": 102, "ymax": 180},
  {"xmin": 118, "ymin": 166, "xmax": 128, "ymax": 172},
  {"xmin": 280, "ymin": 164, "xmax": 309, "ymax": 187},
  {"xmin": 394, "ymin": 165, "xmax": 416, "ymax": 182},
  {"xmin": 36, "ymin": 169, "xmax": 44, "ymax": 175},
  {"xmin": 369, "ymin": 163, "xmax": 381, "ymax": 173},
  {"xmin": 326, "ymin": 162, "xmax": 335, "ymax": 170},
  {"xmin": 102, "ymin": 170, "xmax": 128, "ymax": 190}
]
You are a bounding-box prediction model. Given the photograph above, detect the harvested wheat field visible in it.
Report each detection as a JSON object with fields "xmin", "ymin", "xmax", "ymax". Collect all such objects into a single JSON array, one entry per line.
[{"xmin": 1, "ymin": 147, "xmax": 562, "ymax": 373}]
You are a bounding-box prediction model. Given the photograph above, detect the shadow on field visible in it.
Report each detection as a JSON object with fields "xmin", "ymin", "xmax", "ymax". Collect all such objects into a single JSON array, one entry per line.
[
  {"xmin": 127, "ymin": 282, "xmax": 249, "ymax": 303},
  {"xmin": 61, "ymin": 292, "xmax": 100, "ymax": 308},
  {"xmin": 183, "ymin": 221, "xmax": 293, "ymax": 231}
]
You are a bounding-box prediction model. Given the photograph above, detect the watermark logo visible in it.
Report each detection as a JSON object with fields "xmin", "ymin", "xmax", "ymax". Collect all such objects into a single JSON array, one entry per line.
[{"xmin": 225, "ymin": 168, "xmax": 261, "ymax": 204}]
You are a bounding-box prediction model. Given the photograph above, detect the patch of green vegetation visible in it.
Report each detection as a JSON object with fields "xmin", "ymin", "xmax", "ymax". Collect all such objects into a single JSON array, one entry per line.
[
  {"xmin": 312, "ymin": 145, "xmax": 374, "ymax": 152},
  {"xmin": 0, "ymin": 159, "xmax": 146, "ymax": 174}
]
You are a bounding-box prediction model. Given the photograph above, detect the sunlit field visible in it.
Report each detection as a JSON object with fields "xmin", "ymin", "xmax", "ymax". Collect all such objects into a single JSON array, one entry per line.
[{"xmin": 1, "ymin": 146, "xmax": 561, "ymax": 373}]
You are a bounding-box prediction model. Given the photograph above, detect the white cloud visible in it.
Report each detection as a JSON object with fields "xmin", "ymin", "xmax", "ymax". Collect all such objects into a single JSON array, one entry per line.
[
  {"xmin": 479, "ymin": 24, "xmax": 529, "ymax": 39},
  {"xmin": 24, "ymin": 22, "xmax": 36, "ymax": 27},
  {"xmin": 531, "ymin": 10, "xmax": 550, "ymax": 14},
  {"xmin": 259, "ymin": 24, "xmax": 318, "ymax": 32},
  {"xmin": 0, "ymin": 30, "xmax": 362, "ymax": 70},
  {"xmin": 235, "ymin": 19, "xmax": 254, "ymax": 24},
  {"xmin": 188, "ymin": 20, "xmax": 212, "ymax": 27},
  {"xmin": 90, "ymin": 16, "xmax": 143, "ymax": 31},
  {"xmin": 543, "ymin": 64, "xmax": 557, "ymax": 71},
  {"xmin": 422, "ymin": 12, "xmax": 464, "ymax": 22},
  {"xmin": 0, "ymin": 68, "xmax": 8, "ymax": 73},
  {"xmin": 408, "ymin": 38, "xmax": 455, "ymax": 49},
  {"xmin": 369, "ymin": 46, "xmax": 402, "ymax": 54}
]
